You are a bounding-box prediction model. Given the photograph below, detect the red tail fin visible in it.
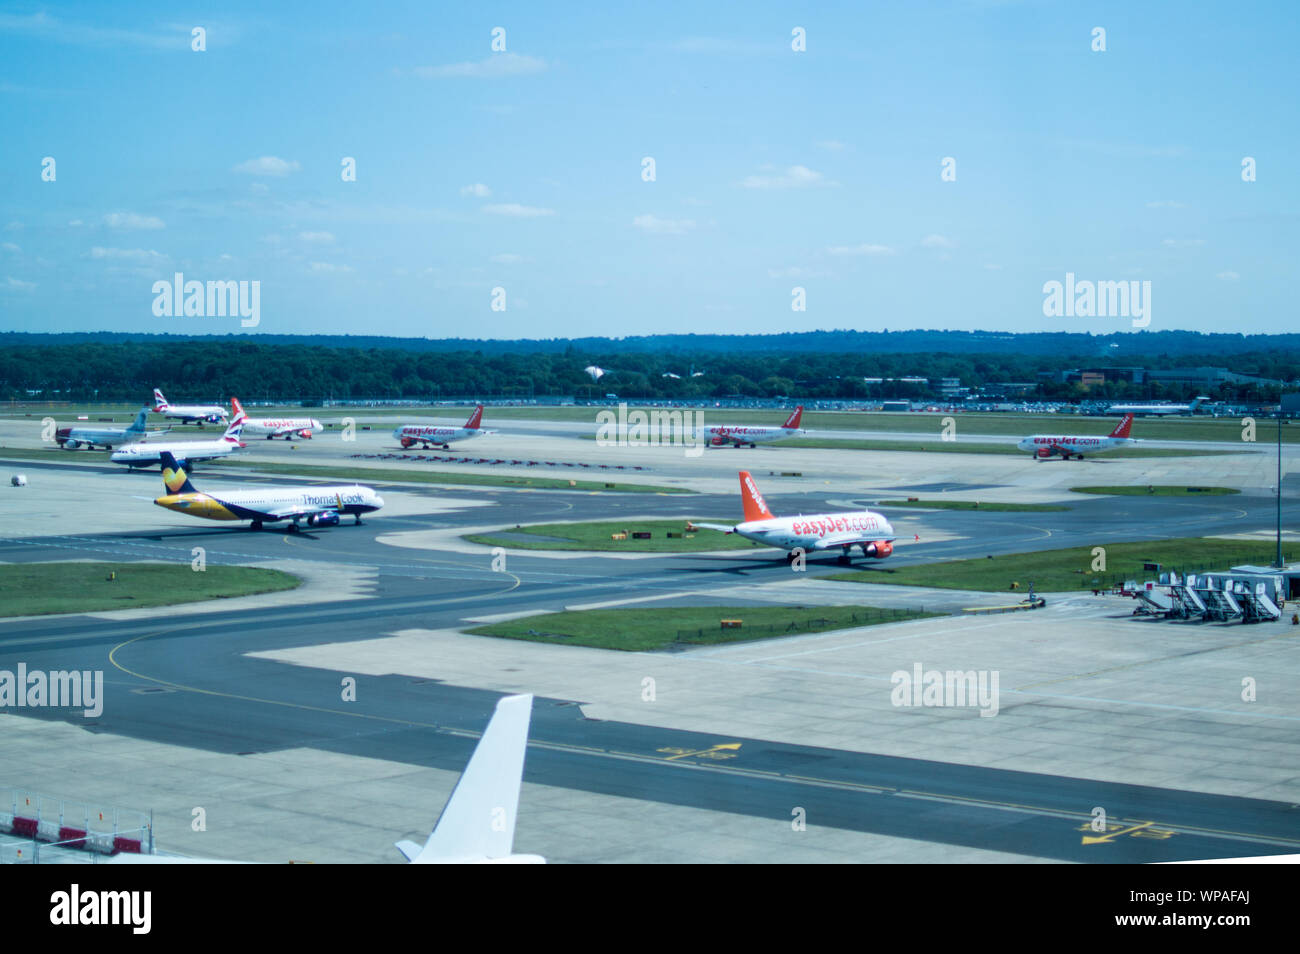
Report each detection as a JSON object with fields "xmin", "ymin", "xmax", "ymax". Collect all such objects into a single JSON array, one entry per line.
[
  {"xmin": 781, "ymin": 405, "xmax": 803, "ymax": 429},
  {"xmin": 739, "ymin": 471, "xmax": 775, "ymax": 522},
  {"xmin": 464, "ymin": 405, "xmax": 484, "ymax": 430},
  {"xmin": 231, "ymin": 396, "xmax": 244, "ymax": 419},
  {"xmin": 1108, "ymin": 413, "xmax": 1134, "ymax": 439}
]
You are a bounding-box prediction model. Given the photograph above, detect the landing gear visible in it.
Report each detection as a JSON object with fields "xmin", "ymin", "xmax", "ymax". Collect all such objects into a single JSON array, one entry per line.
[
  {"xmin": 286, "ymin": 522, "xmax": 300, "ymax": 533},
  {"xmin": 104, "ymin": 444, "xmax": 112, "ymax": 451},
  {"xmin": 750, "ymin": 443, "xmax": 757, "ymax": 449},
  {"xmin": 249, "ymin": 520, "xmax": 263, "ymax": 531},
  {"xmin": 837, "ymin": 546, "xmax": 853, "ymax": 565},
  {"xmin": 442, "ymin": 444, "xmax": 450, "ymax": 450},
  {"xmin": 354, "ymin": 514, "xmax": 363, "ymax": 525}
]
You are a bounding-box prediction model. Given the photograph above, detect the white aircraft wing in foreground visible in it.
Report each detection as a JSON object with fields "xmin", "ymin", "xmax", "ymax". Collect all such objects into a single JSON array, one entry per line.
[{"xmin": 397, "ymin": 693, "xmax": 544, "ymax": 864}]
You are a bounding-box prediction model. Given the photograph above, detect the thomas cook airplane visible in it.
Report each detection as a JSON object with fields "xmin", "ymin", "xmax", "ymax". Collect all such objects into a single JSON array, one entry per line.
[{"xmin": 153, "ymin": 451, "xmax": 384, "ymax": 531}]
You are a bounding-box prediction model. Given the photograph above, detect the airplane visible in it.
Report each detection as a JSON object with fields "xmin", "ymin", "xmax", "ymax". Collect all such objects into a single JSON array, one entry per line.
[
  {"xmin": 153, "ymin": 450, "xmax": 383, "ymax": 530},
  {"xmin": 397, "ymin": 693, "xmax": 544, "ymax": 864},
  {"xmin": 230, "ymin": 397, "xmax": 322, "ymax": 440},
  {"xmin": 393, "ymin": 405, "xmax": 493, "ymax": 450},
  {"xmin": 152, "ymin": 388, "xmax": 227, "ymax": 426},
  {"xmin": 1018, "ymin": 413, "xmax": 1135, "ymax": 460},
  {"xmin": 690, "ymin": 470, "xmax": 896, "ymax": 563},
  {"xmin": 111, "ymin": 413, "xmax": 246, "ymax": 469},
  {"xmin": 700, "ymin": 406, "xmax": 805, "ymax": 448},
  {"xmin": 110, "ymin": 693, "xmax": 540, "ymax": 863},
  {"xmin": 1106, "ymin": 396, "xmax": 1208, "ymax": 417},
  {"xmin": 55, "ymin": 408, "xmax": 158, "ymax": 450}
]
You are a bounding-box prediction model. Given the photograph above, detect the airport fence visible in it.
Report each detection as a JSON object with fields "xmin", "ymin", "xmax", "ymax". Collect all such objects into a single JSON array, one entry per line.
[
  {"xmin": 673, "ymin": 607, "xmax": 929, "ymax": 645},
  {"xmin": 0, "ymin": 786, "xmax": 153, "ymax": 860}
]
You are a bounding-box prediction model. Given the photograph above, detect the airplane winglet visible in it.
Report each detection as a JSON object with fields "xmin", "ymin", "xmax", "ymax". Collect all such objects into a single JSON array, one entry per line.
[
  {"xmin": 394, "ymin": 839, "xmax": 422, "ymax": 861},
  {"xmin": 406, "ymin": 693, "xmax": 536, "ymax": 863}
]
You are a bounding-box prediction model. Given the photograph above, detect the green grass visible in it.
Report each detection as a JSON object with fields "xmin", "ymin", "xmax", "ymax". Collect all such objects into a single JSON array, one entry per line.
[
  {"xmin": 825, "ymin": 537, "xmax": 1295, "ymax": 592},
  {"xmin": 1070, "ymin": 485, "xmax": 1240, "ymax": 496},
  {"xmin": 465, "ymin": 519, "xmax": 756, "ymax": 552},
  {"xmin": 466, "ymin": 604, "xmax": 939, "ymax": 652},
  {"xmin": 876, "ymin": 499, "xmax": 1069, "ymax": 512},
  {"xmin": 0, "ymin": 562, "xmax": 302, "ymax": 617},
  {"xmin": 213, "ymin": 460, "xmax": 688, "ymax": 493}
]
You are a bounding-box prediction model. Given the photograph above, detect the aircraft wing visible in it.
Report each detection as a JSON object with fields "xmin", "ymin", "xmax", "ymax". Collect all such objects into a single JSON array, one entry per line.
[
  {"xmin": 263, "ymin": 501, "xmax": 342, "ymax": 520},
  {"xmin": 688, "ymin": 522, "xmax": 735, "ymax": 533},
  {"xmin": 809, "ymin": 532, "xmax": 897, "ymax": 551}
]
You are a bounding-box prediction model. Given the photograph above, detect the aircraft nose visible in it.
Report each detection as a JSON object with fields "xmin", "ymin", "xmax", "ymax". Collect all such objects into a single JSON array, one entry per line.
[{"xmin": 373, "ymin": 495, "xmax": 385, "ymax": 508}]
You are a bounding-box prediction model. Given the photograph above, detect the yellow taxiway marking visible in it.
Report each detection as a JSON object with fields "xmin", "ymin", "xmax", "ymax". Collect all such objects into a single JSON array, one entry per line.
[
  {"xmin": 1080, "ymin": 821, "xmax": 1165, "ymax": 845},
  {"xmin": 657, "ymin": 742, "xmax": 742, "ymax": 761}
]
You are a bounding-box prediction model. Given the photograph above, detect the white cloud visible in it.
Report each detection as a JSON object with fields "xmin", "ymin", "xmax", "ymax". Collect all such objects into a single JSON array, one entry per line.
[
  {"xmin": 103, "ymin": 211, "xmax": 164, "ymax": 230},
  {"xmin": 89, "ymin": 246, "xmax": 166, "ymax": 263},
  {"xmin": 920, "ymin": 234, "xmax": 957, "ymax": 249},
  {"xmin": 309, "ymin": 262, "xmax": 353, "ymax": 274},
  {"xmin": 490, "ymin": 253, "xmax": 528, "ymax": 264},
  {"xmin": 1162, "ymin": 238, "xmax": 1205, "ymax": 248},
  {"xmin": 815, "ymin": 140, "xmax": 847, "ymax": 151},
  {"xmin": 1216, "ymin": 270, "xmax": 1240, "ymax": 281},
  {"xmin": 483, "ymin": 203, "xmax": 554, "ymax": 217},
  {"xmin": 298, "ymin": 230, "xmax": 335, "ymax": 243},
  {"xmin": 632, "ymin": 214, "xmax": 696, "ymax": 235},
  {"xmin": 460, "ymin": 183, "xmax": 492, "ymax": 197},
  {"xmin": 741, "ymin": 165, "xmax": 838, "ymax": 189},
  {"xmin": 1, "ymin": 242, "xmax": 19, "ymax": 253},
  {"xmin": 2, "ymin": 276, "xmax": 35, "ymax": 292},
  {"xmin": 233, "ymin": 156, "xmax": 301, "ymax": 177},
  {"xmin": 414, "ymin": 54, "xmax": 546, "ymax": 79},
  {"xmin": 67, "ymin": 219, "xmax": 83, "ymax": 227},
  {"xmin": 827, "ymin": 243, "xmax": 895, "ymax": 256}
]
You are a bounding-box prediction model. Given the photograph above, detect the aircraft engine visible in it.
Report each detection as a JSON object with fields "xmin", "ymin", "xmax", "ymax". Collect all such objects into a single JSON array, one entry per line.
[
  {"xmin": 306, "ymin": 512, "xmax": 341, "ymax": 528},
  {"xmin": 864, "ymin": 540, "xmax": 893, "ymax": 558},
  {"xmin": 1035, "ymin": 447, "xmax": 1053, "ymax": 459}
]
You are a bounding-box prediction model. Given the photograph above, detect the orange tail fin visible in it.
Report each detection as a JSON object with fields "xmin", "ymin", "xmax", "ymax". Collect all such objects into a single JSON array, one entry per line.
[
  {"xmin": 781, "ymin": 405, "xmax": 803, "ymax": 429},
  {"xmin": 739, "ymin": 471, "xmax": 775, "ymax": 522},
  {"xmin": 1109, "ymin": 413, "xmax": 1134, "ymax": 439},
  {"xmin": 465, "ymin": 404, "xmax": 484, "ymax": 429},
  {"xmin": 231, "ymin": 396, "xmax": 244, "ymax": 419}
]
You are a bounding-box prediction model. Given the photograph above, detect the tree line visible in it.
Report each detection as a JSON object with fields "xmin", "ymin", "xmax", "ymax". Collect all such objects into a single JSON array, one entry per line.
[{"xmin": 0, "ymin": 338, "xmax": 1293, "ymax": 404}]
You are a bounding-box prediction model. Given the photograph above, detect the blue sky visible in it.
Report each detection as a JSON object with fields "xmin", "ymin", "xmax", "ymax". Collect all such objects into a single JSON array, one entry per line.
[{"xmin": 1, "ymin": 1, "xmax": 1296, "ymax": 338}]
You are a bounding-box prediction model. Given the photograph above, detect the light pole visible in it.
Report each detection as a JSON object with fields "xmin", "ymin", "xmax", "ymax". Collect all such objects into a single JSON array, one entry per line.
[{"xmin": 1277, "ymin": 410, "xmax": 1284, "ymax": 569}]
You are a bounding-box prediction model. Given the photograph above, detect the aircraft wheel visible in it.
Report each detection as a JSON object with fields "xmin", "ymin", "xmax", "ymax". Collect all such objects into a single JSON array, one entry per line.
[
  {"xmin": 286, "ymin": 523, "xmax": 299, "ymax": 534},
  {"xmin": 250, "ymin": 520, "xmax": 263, "ymax": 531}
]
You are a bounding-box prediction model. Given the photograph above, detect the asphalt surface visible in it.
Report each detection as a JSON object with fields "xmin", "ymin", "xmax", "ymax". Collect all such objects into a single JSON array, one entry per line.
[{"xmin": 2, "ymin": 460, "xmax": 1298, "ymax": 862}]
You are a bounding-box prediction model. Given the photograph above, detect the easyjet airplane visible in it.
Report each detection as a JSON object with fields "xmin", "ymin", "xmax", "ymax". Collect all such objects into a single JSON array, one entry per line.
[
  {"xmin": 701, "ymin": 406, "xmax": 805, "ymax": 448},
  {"xmin": 153, "ymin": 451, "xmax": 383, "ymax": 530},
  {"xmin": 691, "ymin": 470, "xmax": 896, "ymax": 563},
  {"xmin": 231, "ymin": 397, "xmax": 322, "ymax": 440},
  {"xmin": 393, "ymin": 405, "xmax": 494, "ymax": 449},
  {"xmin": 1017, "ymin": 413, "xmax": 1135, "ymax": 460}
]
